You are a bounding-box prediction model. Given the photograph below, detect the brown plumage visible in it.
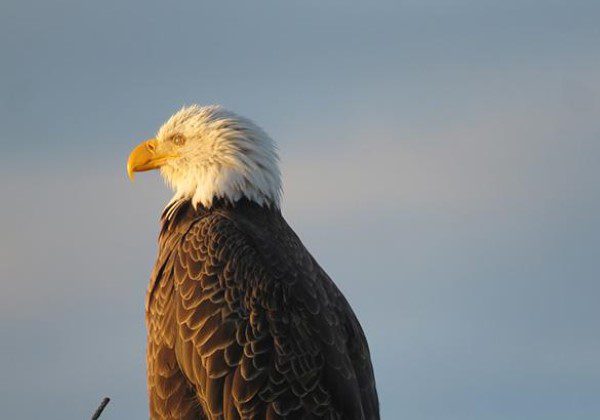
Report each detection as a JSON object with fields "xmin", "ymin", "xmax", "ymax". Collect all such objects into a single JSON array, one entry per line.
[{"xmin": 145, "ymin": 198, "xmax": 379, "ymax": 419}]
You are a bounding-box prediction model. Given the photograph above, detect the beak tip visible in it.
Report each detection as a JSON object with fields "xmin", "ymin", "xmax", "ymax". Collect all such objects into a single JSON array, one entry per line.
[
  {"xmin": 127, "ymin": 138, "xmax": 162, "ymax": 182},
  {"xmin": 127, "ymin": 164, "xmax": 135, "ymax": 181}
]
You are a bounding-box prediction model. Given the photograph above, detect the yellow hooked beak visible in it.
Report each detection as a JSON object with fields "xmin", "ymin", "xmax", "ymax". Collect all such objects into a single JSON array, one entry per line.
[{"xmin": 127, "ymin": 138, "xmax": 176, "ymax": 181}]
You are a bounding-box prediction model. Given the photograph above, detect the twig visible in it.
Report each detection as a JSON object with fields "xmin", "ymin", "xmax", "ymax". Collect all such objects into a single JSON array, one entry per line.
[{"xmin": 91, "ymin": 397, "xmax": 110, "ymax": 420}]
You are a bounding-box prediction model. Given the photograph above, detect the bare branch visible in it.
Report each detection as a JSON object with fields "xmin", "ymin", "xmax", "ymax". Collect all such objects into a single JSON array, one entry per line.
[{"xmin": 91, "ymin": 397, "xmax": 110, "ymax": 420}]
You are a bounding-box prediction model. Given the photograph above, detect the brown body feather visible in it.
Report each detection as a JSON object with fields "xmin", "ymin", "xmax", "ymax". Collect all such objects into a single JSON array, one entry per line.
[{"xmin": 146, "ymin": 199, "xmax": 379, "ymax": 419}]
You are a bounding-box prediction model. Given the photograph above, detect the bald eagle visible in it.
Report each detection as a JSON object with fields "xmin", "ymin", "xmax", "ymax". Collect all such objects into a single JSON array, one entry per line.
[{"xmin": 127, "ymin": 105, "xmax": 379, "ymax": 419}]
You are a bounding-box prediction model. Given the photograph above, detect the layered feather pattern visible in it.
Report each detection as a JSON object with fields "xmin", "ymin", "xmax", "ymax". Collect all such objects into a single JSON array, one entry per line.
[{"xmin": 146, "ymin": 199, "xmax": 379, "ymax": 419}]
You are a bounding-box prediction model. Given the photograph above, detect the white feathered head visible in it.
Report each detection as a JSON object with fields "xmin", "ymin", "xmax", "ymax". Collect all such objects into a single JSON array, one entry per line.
[{"xmin": 127, "ymin": 105, "xmax": 281, "ymax": 209}]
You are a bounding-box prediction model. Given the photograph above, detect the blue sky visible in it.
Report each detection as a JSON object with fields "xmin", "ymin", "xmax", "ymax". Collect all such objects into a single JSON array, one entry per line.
[{"xmin": 1, "ymin": 1, "xmax": 599, "ymax": 418}]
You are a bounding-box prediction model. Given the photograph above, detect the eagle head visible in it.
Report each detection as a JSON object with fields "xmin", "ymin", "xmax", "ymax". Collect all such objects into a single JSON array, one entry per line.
[{"xmin": 127, "ymin": 105, "xmax": 281, "ymax": 209}]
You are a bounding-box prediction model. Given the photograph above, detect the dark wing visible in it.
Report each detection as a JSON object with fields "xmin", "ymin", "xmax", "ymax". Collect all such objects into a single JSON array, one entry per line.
[
  {"xmin": 146, "ymin": 203, "xmax": 207, "ymax": 419},
  {"xmin": 167, "ymin": 210, "xmax": 379, "ymax": 419}
]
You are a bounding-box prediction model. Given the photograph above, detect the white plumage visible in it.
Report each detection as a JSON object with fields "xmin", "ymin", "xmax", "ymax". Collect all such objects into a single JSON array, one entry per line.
[{"xmin": 156, "ymin": 105, "xmax": 282, "ymax": 209}]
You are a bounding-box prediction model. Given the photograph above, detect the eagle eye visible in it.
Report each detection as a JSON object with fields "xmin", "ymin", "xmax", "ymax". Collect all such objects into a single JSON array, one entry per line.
[{"xmin": 170, "ymin": 134, "xmax": 186, "ymax": 146}]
